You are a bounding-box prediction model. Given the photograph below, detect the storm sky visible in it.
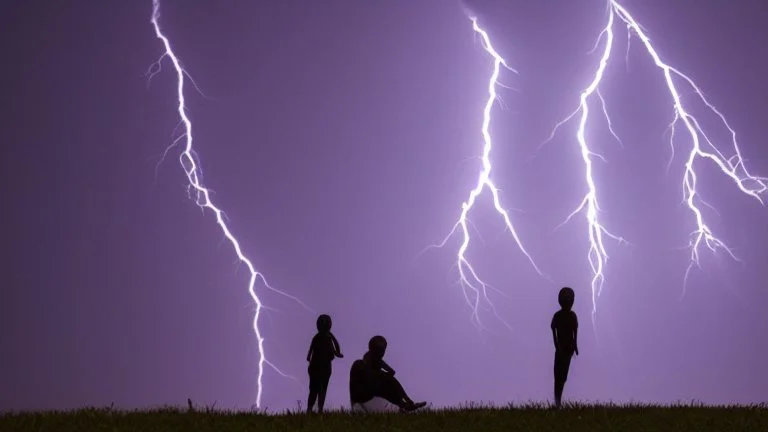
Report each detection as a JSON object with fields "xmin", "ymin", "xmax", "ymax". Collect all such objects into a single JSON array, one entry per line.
[{"xmin": 2, "ymin": 0, "xmax": 767, "ymax": 412}]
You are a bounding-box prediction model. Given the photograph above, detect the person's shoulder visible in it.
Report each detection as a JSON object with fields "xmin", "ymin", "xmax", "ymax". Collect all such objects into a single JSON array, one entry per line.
[
  {"xmin": 350, "ymin": 359, "xmax": 368, "ymax": 374},
  {"xmin": 567, "ymin": 310, "xmax": 578, "ymax": 327},
  {"xmin": 550, "ymin": 310, "xmax": 561, "ymax": 327}
]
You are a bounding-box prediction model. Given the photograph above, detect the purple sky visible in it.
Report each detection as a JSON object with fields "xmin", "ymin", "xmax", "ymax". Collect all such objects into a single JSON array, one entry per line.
[{"xmin": 2, "ymin": 0, "xmax": 767, "ymax": 412}]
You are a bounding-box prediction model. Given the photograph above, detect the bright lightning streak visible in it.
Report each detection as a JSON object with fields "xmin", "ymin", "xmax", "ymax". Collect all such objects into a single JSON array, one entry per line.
[
  {"xmin": 546, "ymin": 0, "xmax": 768, "ymax": 321},
  {"xmin": 149, "ymin": 0, "xmax": 310, "ymax": 408},
  {"xmin": 608, "ymin": 0, "xmax": 768, "ymax": 289},
  {"xmin": 544, "ymin": 6, "xmax": 626, "ymax": 324},
  {"xmin": 427, "ymin": 17, "xmax": 546, "ymax": 330}
]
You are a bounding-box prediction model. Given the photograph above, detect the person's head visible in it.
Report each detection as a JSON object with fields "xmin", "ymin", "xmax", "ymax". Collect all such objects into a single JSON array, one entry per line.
[
  {"xmin": 316, "ymin": 314, "xmax": 332, "ymax": 333},
  {"xmin": 368, "ymin": 335, "xmax": 387, "ymax": 359},
  {"xmin": 558, "ymin": 287, "xmax": 575, "ymax": 310}
]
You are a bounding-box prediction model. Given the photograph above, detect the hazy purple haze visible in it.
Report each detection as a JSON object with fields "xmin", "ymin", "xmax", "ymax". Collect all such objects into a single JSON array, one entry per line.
[{"xmin": 2, "ymin": 0, "xmax": 767, "ymax": 412}]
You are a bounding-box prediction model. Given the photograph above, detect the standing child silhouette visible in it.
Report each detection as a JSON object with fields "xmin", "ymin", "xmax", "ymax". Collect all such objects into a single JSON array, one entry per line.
[
  {"xmin": 550, "ymin": 287, "xmax": 579, "ymax": 408},
  {"xmin": 306, "ymin": 314, "xmax": 343, "ymax": 413}
]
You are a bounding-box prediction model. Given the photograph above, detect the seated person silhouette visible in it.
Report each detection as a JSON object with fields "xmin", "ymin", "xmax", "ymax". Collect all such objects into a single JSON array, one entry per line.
[{"xmin": 349, "ymin": 335, "xmax": 427, "ymax": 413}]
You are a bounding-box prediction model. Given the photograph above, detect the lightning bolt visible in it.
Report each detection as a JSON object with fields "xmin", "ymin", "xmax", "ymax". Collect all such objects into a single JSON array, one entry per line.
[
  {"xmin": 427, "ymin": 17, "xmax": 546, "ymax": 330},
  {"xmin": 543, "ymin": 5, "xmax": 626, "ymax": 324},
  {"xmin": 546, "ymin": 0, "xmax": 768, "ymax": 321},
  {"xmin": 149, "ymin": 0, "xmax": 310, "ymax": 408},
  {"xmin": 609, "ymin": 0, "xmax": 768, "ymax": 285}
]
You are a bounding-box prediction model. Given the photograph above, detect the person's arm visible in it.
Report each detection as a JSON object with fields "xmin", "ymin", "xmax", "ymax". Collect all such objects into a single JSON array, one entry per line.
[
  {"xmin": 331, "ymin": 333, "xmax": 344, "ymax": 358},
  {"xmin": 551, "ymin": 315, "xmax": 559, "ymax": 352},
  {"xmin": 307, "ymin": 336, "xmax": 315, "ymax": 362},
  {"xmin": 573, "ymin": 313, "xmax": 579, "ymax": 356},
  {"xmin": 381, "ymin": 359, "xmax": 396, "ymax": 375}
]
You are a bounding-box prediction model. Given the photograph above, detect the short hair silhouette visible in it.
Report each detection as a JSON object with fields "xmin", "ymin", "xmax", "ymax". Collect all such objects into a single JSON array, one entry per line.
[
  {"xmin": 316, "ymin": 314, "xmax": 332, "ymax": 332},
  {"xmin": 368, "ymin": 335, "xmax": 387, "ymax": 356},
  {"xmin": 558, "ymin": 287, "xmax": 575, "ymax": 310}
]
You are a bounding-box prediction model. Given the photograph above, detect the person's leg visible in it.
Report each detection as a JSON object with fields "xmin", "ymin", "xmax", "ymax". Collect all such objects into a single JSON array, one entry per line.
[
  {"xmin": 554, "ymin": 380, "xmax": 564, "ymax": 407},
  {"xmin": 553, "ymin": 353, "xmax": 563, "ymax": 407},
  {"xmin": 308, "ymin": 389, "xmax": 318, "ymax": 412},
  {"xmin": 308, "ymin": 369, "xmax": 320, "ymax": 413},
  {"xmin": 553, "ymin": 352, "xmax": 572, "ymax": 408},
  {"xmin": 373, "ymin": 373, "xmax": 426, "ymax": 411},
  {"xmin": 562, "ymin": 353, "xmax": 572, "ymax": 403},
  {"xmin": 318, "ymin": 371, "xmax": 331, "ymax": 413}
]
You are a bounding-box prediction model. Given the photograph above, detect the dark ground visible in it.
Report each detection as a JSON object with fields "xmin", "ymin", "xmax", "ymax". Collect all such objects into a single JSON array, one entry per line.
[{"xmin": 1, "ymin": 404, "xmax": 766, "ymax": 432}]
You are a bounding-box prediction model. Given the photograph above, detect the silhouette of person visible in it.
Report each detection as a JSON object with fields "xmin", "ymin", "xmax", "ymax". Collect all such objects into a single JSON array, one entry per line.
[
  {"xmin": 306, "ymin": 314, "xmax": 343, "ymax": 413},
  {"xmin": 551, "ymin": 287, "xmax": 579, "ymax": 408},
  {"xmin": 349, "ymin": 335, "xmax": 427, "ymax": 413}
]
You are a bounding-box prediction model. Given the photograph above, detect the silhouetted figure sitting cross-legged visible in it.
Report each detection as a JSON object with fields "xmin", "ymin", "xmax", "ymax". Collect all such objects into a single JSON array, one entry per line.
[{"xmin": 349, "ymin": 335, "xmax": 427, "ymax": 413}]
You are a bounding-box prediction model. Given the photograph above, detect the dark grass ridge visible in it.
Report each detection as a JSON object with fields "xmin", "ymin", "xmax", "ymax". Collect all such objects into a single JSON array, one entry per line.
[{"xmin": 1, "ymin": 403, "xmax": 767, "ymax": 432}]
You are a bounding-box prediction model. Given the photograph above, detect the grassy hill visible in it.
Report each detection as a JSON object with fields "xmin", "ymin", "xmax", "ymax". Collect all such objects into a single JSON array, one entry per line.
[{"xmin": 1, "ymin": 404, "xmax": 766, "ymax": 432}]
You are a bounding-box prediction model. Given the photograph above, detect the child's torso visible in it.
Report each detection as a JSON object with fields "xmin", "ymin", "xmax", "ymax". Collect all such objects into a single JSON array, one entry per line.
[
  {"xmin": 310, "ymin": 333, "xmax": 336, "ymax": 364},
  {"xmin": 553, "ymin": 310, "xmax": 576, "ymax": 349}
]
